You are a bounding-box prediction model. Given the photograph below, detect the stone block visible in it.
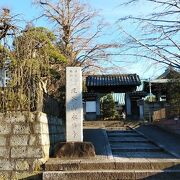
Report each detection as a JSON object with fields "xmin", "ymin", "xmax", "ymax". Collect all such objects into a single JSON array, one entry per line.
[
  {"xmin": 27, "ymin": 147, "xmax": 44, "ymax": 158},
  {"xmin": 29, "ymin": 135, "xmax": 37, "ymax": 146},
  {"xmin": 34, "ymin": 122, "xmax": 49, "ymax": 134},
  {"xmin": 36, "ymin": 112, "xmax": 48, "ymax": 123},
  {"xmin": 0, "ymin": 159, "xmax": 14, "ymax": 171},
  {"xmin": 0, "ymin": 135, "xmax": 6, "ymax": 146},
  {"xmin": 38, "ymin": 134, "xmax": 50, "ymax": 146},
  {"xmin": 11, "ymin": 171, "xmax": 42, "ymax": 180},
  {"xmin": 28, "ymin": 112, "xmax": 36, "ymax": 122},
  {"xmin": 10, "ymin": 135, "xmax": 29, "ymax": 146},
  {"xmin": 34, "ymin": 123, "xmax": 42, "ymax": 134},
  {"xmin": 15, "ymin": 160, "xmax": 29, "ymax": 171},
  {"xmin": 42, "ymin": 145, "xmax": 50, "ymax": 158},
  {"xmin": 0, "ymin": 114, "xmax": 5, "ymax": 124},
  {"xmin": 0, "ymin": 124, "xmax": 11, "ymax": 134},
  {"xmin": 32, "ymin": 159, "xmax": 44, "ymax": 171},
  {"xmin": 43, "ymin": 134, "xmax": 50, "ymax": 145},
  {"xmin": 11, "ymin": 147, "xmax": 27, "ymax": 158},
  {"xmin": 0, "ymin": 112, "xmax": 36, "ymax": 123},
  {"xmin": 0, "ymin": 147, "xmax": 10, "ymax": 158},
  {"xmin": 0, "ymin": 171, "xmax": 11, "ymax": 180},
  {"xmin": 8, "ymin": 114, "xmax": 26, "ymax": 123},
  {"xmin": 13, "ymin": 124, "xmax": 30, "ymax": 134},
  {"xmin": 42, "ymin": 123, "xmax": 49, "ymax": 134}
]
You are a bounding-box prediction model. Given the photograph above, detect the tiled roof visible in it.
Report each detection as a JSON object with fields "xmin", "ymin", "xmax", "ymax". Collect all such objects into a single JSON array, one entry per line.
[
  {"xmin": 157, "ymin": 66, "xmax": 180, "ymax": 79},
  {"xmin": 86, "ymin": 74, "xmax": 141, "ymax": 87}
]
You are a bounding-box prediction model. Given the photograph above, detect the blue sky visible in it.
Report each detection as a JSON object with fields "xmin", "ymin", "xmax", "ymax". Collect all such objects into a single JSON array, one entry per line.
[{"xmin": 0, "ymin": 0, "xmax": 167, "ymax": 79}]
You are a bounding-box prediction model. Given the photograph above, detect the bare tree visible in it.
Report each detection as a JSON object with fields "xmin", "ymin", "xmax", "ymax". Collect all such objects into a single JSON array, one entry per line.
[
  {"xmin": 0, "ymin": 8, "xmax": 17, "ymax": 41},
  {"xmin": 34, "ymin": 0, "xmax": 116, "ymax": 71},
  {"xmin": 117, "ymin": 0, "xmax": 180, "ymax": 69}
]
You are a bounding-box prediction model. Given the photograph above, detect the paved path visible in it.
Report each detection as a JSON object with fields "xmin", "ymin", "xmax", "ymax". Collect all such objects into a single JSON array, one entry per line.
[
  {"xmin": 83, "ymin": 128, "xmax": 112, "ymax": 158},
  {"xmin": 135, "ymin": 125, "xmax": 180, "ymax": 158},
  {"xmin": 84, "ymin": 123, "xmax": 180, "ymax": 159},
  {"xmin": 154, "ymin": 119, "xmax": 180, "ymax": 135}
]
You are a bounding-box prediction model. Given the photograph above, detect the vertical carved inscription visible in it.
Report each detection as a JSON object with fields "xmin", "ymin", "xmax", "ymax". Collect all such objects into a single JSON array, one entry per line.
[{"xmin": 66, "ymin": 67, "xmax": 83, "ymax": 142}]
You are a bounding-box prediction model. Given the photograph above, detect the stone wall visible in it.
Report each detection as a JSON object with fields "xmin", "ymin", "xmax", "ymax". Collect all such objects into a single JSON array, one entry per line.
[{"xmin": 0, "ymin": 111, "xmax": 65, "ymax": 179}]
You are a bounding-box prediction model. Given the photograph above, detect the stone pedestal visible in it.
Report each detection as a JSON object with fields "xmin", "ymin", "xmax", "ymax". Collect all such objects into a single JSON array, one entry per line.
[{"xmin": 54, "ymin": 142, "xmax": 96, "ymax": 158}]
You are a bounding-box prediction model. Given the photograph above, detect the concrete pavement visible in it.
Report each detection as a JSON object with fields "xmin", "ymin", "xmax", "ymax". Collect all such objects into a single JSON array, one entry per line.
[
  {"xmin": 83, "ymin": 128, "xmax": 112, "ymax": 158},
  {"xmin": 135, "ymin": 125, "xmax": 180, "ymax": 158}
]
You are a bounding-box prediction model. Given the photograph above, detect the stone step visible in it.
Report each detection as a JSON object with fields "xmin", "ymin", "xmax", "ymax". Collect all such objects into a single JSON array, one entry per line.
[
  {"xmin": 109, "ymin": 140, "xmax": 150, "ymax": 143},
  {"xmin": 108, "ymin": 133, "xmax": 140, "ymax": 137},
  {"xmin": 113, "ymin": 152, "xmax": 174, "ymax": 158},
  {"xmin": 43, "ymin": 170, "xmax": 180, "ymax": 180},
  {"xmin": 110, "ymin": 142, "xmax": 158, "ymax": 149},
  {"xmin": 108, "ymin": 136, "xmax": 145, "ymax": 140},
  {"xmin": 83, "ymin": 121, "xmax": 125, "ymax": 128},
  {"xmin": 107, "ymin": 130, "xmax": 134, "ymax": 133},
  {"xmin": 106, "ymin": 127, "xmax": 129, "ymax": 130},
  {"xmin": 45, "ymin": 158, "xmax": 180, "ymax": 171},
  {"xmin": 109, "ymin": 137, "xmax": 150, "ymax": 143},
  {"xmin": 108, "ymin": 134, "xmax": 143, "ymax": 137},
  {"xmin": 111, "ymin": 146, "xmax": 162, "ymax": 152}
]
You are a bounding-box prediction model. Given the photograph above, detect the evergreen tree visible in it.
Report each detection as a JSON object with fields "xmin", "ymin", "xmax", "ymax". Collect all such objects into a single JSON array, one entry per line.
[
  {"xmin": 101, "ymin": 94, "xmax": 116, "ymax": 120},
  {"xmin": 167, "ymin": 72, "xmax": 180, "ymax": 118}
]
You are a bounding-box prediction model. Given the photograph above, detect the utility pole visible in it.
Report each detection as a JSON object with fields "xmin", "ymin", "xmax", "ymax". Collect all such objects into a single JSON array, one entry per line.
[
  {"xmin": 149, "ymin": 78, "xmax": 152, "ymax": 122},
  {"xmin": 149, "ymin": 78, "xmax": 152, "ymax": 95}
]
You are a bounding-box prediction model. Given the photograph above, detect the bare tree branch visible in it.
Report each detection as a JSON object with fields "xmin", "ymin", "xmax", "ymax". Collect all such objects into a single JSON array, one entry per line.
[
  {"xmin": 117, "ymin": 0, "xmax": 180, "ymax": 69},
  {"xmin": 34, "ymin": 0, "xmax": 116, "ymax": 71}
]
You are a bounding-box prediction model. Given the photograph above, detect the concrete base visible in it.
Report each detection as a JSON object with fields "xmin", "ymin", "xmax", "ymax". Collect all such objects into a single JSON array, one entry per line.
[{"xmin": 54, "ymin": 142, "xmax": 96, "ymax": 158}]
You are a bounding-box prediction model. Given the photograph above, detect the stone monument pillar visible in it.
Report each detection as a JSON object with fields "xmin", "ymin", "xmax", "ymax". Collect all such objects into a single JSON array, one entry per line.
[
  {"xmin": 54, "ymin": 67, "xmax": 95, "ymax": 158},
  {"xmin": 66, "ymin": 67, "xmax": 83, "ymax": 142}
]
